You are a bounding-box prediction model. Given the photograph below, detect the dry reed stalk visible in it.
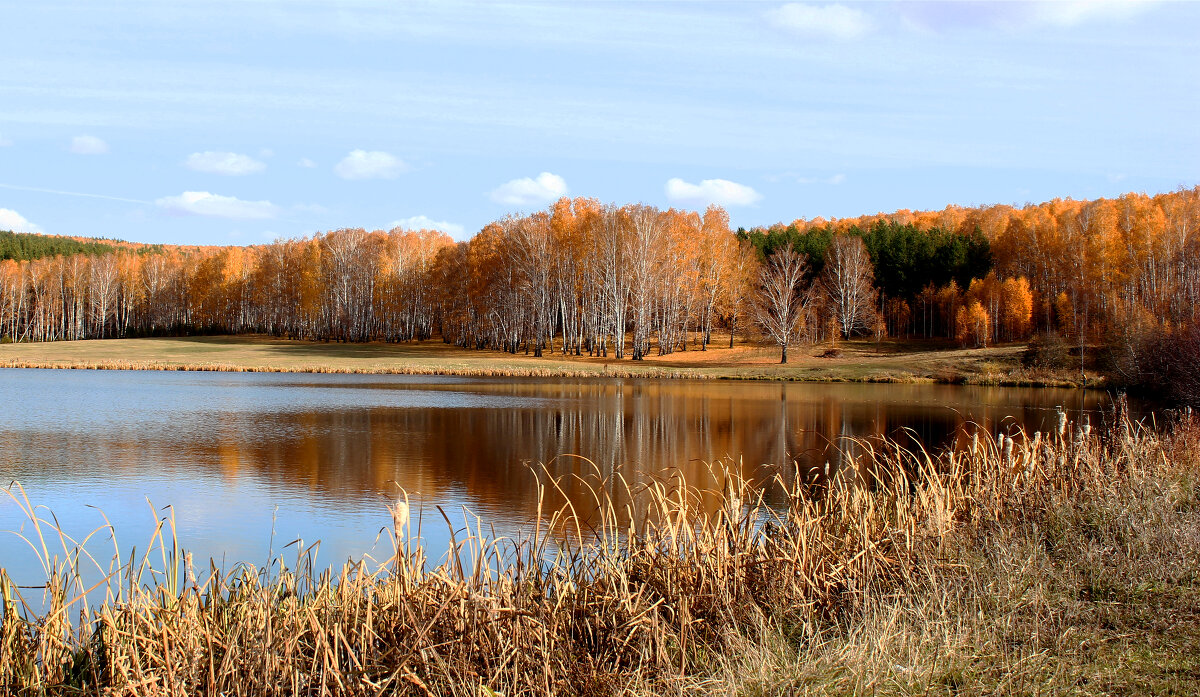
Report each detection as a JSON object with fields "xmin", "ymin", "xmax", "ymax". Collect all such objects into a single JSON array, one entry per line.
[{"xmin": 0, "ymin": 411, "xmax": 1196, "ymax": 695}]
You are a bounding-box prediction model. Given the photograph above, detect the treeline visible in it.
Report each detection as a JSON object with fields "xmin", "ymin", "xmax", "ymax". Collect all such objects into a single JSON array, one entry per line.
[
  {"xmin": 0, "ymin": 229, "xmax": 164, "ymax": 263},
  {"xmin": 0, "ymin": 230, "xmax": 139, "ymax": 262},
  {"xmin": 0, "ymin": 187, "xmax": 1197, "ymax": 363},
  {"xmin": 0, "ymin": 229, "xmax": 450, "ymax": 342},
  {"xmin": 745, "ymin": 186, "xmax": 1200, "ymax": 347},
  {"xmin": 738, "ymin": 220, "xmax": 1006, "ymax": 343}
]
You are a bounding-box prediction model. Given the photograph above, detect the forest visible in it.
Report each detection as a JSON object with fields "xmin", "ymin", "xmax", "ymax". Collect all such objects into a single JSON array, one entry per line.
[
  {"xmin": 0, "ymin": 230, "xmax": 139, "ymax": 262},
  {"xmin": 1, "ymin": 186, "xmax": 1198, "ymax": 370}
]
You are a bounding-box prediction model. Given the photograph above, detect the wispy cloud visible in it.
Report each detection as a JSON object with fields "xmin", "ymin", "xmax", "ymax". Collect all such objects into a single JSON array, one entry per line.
[
  {"xmin": 0, "ymin": 135, "xmax": 11, "ymax": 147},
  {"xmin": 69, "ymin": 134, "xmax": 108, "ymax": 155},
  {"xmin": 1031, "ymin": 0, "xmax": 1157, "ymax": 27},
  {"xmin": 665, "ymin": 178, "xmax": 762, "ymax": 207},
  {"xmin": 390, "ymin": 214, "xmax": 467, "ymax": 239},
  {"xmin": 297, "ymin": 157, "xmax": 318, "ymax": 169},
  {"xmin": 900, "ymin": 0, "xmax": 1159, "ymax": 32},
  {"xmin": 489, "ymin": 172, "xmax": 568, "ymax": 206},
  {"xmin": 0, "ymin": 183, "xmax": 149, "ymax": 204},
  {"xmin": 797, "ymin": 173, "xmax": 846, "ymax": 185},
  {"xmin": 156, "ymin": 191, "xmax": 279, "ymax": 219},
  {"xmin": 766, "ymin": 3, "xmax": 872, "ymax": 40},
  {"xmin": 185, "ymin": 151, "xmax": 266, "ymax": 176},
  {"xmin": 0, "ymin": 208, "xmax": 43, "ymax": 233},
  {"xmin": 334, "ymin": 149, "xmax": 406, "ymax": 180}
]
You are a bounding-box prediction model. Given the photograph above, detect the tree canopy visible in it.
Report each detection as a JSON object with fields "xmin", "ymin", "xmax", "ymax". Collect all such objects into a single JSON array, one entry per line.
[{"xmin": 0, "ymin": 230, "xmax": 122, "ymax": 262}]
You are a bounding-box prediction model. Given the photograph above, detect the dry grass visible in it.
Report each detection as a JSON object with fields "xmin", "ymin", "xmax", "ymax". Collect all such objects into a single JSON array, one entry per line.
[
  {"xmin": 2, "ymin": 410, "xmax": 1197, "ymax": 695},
  {"xmin": 0, "ymin": 335, "xmax": 1100, "ymax": 386}
]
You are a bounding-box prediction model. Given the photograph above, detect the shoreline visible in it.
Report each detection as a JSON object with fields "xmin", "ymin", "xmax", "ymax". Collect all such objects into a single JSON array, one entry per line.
[
  {"xmin": 0, "ymin": 359, "xmax": 1096, "ymax": 388},
  {"xmin": 0, "ymin": 335, "xmax": 1102, "ymax": 388}
]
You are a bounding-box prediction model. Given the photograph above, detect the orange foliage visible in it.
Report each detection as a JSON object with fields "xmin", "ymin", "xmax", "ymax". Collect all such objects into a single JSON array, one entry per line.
[{"xmin": 3, "ymin": 186, "xmax": 1198, "ymax": 353}]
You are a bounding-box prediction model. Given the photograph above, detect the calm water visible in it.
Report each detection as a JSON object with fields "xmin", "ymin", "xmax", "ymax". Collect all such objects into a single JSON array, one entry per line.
[{"xmin": 0, "ymin": 369, "xmax": 1119, "ymax": 586}]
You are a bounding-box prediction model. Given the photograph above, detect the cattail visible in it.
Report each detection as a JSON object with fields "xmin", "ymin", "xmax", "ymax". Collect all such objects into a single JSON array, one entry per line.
[
  {"xmin": 390, "ymin": 495, "xmax": 411, "ymax": 539},
  {"xmin": 1056, "ymin": 407, "xmax": 1067, "ymax": 439},
  {"xmin": 1002, "ymin": 435, "xmax": 1014, "ymax": 464}
]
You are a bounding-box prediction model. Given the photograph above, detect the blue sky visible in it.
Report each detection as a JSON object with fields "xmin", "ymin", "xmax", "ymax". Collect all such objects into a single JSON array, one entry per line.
[{"xmin": 0, "ymin": 0, "xmax": 1196, "ymax": 245}]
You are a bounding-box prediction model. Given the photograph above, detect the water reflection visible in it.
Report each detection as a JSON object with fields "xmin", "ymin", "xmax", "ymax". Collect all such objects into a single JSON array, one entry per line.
[{"xmin": 0, "ymin": 370, "xmax": 1117, "ymax": 585}]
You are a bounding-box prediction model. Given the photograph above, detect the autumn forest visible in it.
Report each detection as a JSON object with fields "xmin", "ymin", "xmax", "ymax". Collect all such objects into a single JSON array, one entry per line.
[{"xmin": 2, "ymin": 187, "xmax": 1198, "ymax": 366}]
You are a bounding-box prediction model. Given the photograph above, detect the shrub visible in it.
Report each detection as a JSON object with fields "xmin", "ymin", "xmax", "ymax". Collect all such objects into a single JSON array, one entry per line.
[
  {"xmin": 1105, "ymin": 319, "xmax": 1200, "ymax": 407},
  {"xmin": 1023, "ymin": 331, "xmax": 1071, "ymax": 370}
]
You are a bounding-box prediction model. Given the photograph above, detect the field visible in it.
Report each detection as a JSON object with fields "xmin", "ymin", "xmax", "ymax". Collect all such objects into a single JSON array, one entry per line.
[
  {"xmin": 0, "ymin": 334, "xmax": 1095, "ymax": 386},
  {"xmin": 1, "ymin": 411, "xmax": 1197, "ymax": 695}
]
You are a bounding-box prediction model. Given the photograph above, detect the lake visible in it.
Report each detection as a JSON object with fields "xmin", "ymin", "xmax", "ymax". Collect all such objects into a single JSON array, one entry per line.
[{"xmin": 0, "ymin": 369, "xmax": 1118, "ymax": 587}]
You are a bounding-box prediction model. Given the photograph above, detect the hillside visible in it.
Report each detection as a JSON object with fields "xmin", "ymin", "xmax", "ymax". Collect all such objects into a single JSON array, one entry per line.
[{"xmin": 0, "ymin": 229, "xmax": 167, "ymax": 262}]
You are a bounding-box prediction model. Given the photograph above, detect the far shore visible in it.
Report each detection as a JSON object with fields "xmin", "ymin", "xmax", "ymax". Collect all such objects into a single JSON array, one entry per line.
[{"xmin": 0, "ymin": 334, "xmax": 1101, "ymax": 388}]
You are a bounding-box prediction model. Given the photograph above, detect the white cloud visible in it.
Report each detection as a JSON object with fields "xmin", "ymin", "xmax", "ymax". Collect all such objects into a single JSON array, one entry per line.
[
  {"xmin": 489, "ymin": 172, "xmax": 568, "ymax": 206},
  {"xmin": 69, "ymin": 135, "xmax": 109, "ymax": 155},
  {"xmin": 0, "ymin": 208, "xmax": 43, "ymax": 233},
  {"xmin": 390, "ymin": 215, "xmax": 467, "ymax": 239},
  {"xmin": 333, "ymin": 149, "xmax": 406, "ymax": 180},
  {"xmin": 155, "ymin": 191, "xmax": 279, "ymax": 220},
  {"xmin": 665, "ymin": 178, "xmax": 762, "ymax": 207},
  {"xmin": 767, "ymin": 3, "xmax": 872, "ymax": 40},
  {"xmin": 297, "ymin": 157, "xmax": 317, "ymax": 168},
  {"xmin": 184, "ymin": 151, "xmax": 266, "ymax": 176}
]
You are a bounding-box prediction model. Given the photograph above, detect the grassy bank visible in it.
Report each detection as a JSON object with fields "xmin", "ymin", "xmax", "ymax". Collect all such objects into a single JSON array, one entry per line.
[
  {"xmin": 0, "ymin": 335, "xmax": 1098, "ymax": 386},
  {"xmin": 2, "ymin": 411, "xmax": 1197, "ymax": 695}
]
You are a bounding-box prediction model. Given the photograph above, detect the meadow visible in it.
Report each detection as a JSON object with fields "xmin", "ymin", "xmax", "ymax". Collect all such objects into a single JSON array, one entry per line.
[
  {"xmin": 1, "ymin": 406, "xmax": 1196, "ymax": 695},
  {"xmin": 0, "ymin": 334, "xmax": 1095, "ymax": 387}
]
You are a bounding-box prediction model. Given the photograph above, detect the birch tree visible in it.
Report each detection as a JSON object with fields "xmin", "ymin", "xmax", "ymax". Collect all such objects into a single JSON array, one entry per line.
[
  {"xmin": 822, "ymin": 235, "xmax": 877, "ymax": 338},
  {"xmin": 754, "ymin": 245, "xmax": 810, "ymax": 364}
]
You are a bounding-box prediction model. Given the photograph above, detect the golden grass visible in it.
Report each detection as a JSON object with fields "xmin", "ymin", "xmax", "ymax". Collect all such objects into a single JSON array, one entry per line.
[
  {"xmin": 0, "ymin": 335, "xmax": 1100, "ymax": 387},
  {"xmin": 2, "ymin": 410, "xmax": 1197, "ymax": 695}
]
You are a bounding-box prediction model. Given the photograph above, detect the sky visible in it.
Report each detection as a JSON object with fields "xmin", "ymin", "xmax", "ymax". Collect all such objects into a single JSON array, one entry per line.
[{"xmin": 0, "ymin": 0, "xmax": 1196, "ymax": 245}]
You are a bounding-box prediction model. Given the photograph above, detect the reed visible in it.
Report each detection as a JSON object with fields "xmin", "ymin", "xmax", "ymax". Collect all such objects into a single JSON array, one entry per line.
[{"xmin": 1, "ymin": 410, "xmax": 1197, "ymax": 695}]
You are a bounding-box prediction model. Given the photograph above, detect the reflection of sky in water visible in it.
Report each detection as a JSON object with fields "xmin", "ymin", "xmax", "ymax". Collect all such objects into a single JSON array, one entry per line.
[
  {"xmin": 0, "ymin": 369, "xmax": 1124, "ymax": 588},
  {"xmin": 5, "ymin": 370, "xmax": 548, "ymax": 434}
]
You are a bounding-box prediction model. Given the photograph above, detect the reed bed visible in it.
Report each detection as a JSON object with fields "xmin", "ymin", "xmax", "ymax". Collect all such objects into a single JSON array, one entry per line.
[{"xmin": 2, "ymin": 408, "xmax": 1198, "ymax": 695}]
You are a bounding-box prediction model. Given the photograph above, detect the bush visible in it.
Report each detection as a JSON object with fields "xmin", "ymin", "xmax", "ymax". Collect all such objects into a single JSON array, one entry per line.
[
  {"xmin": 1022, "ymin": 331, "xmax": 1070, "ymax": 369},
  {"xmin": 1105, "ymin": 319, "xmax": 1200, "ymax": 407}
]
